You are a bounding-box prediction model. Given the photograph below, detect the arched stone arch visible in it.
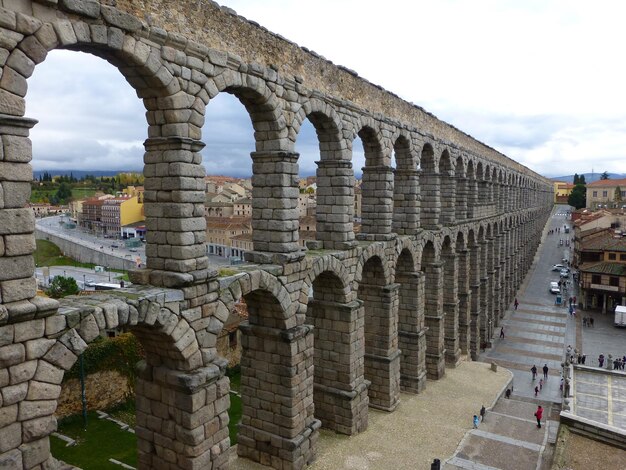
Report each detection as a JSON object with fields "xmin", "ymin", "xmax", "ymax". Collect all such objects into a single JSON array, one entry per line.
[
  {"xmin": 356, "ymin": 253, "xmax": 400, "ymax": 410},
  {"xmin": 392, "ymin": 133, "xmax": 420, "ymax": 235},
  {"xmin": 301, "ymin": 254, "xmax": 354, "ymax": 305},
  {"xmin": 236, "ymin": 284, "xmax": 318, "ymax": 465},
  {"xmin": 354, "ymin": 243, "xmax": 392, "ymax": 288},
  {"xmin": 355, "ymin": 119, "xmax": 394, "ymax": 240},
  {"xmin": 304, "ymin": 261, "xmax": 368, "ymax": 435},
  {"xmin": 421, "ymin": 239, "xmax": 445, "ymax": 379},
  {"xmin": 395, "ymin": 246, "xmax": 427, "ymax": 393},
  {"xmin": 419, "ymin": 142, "xmax": 441, "ymax": 230},
  {"xmin": 454, "ymin": 230, "xmax": 471, "ymax": 356},
  {"xmin": 441, "ymin": 234, "xmax": 461, "ymax": 365},
  {"xmin": 205, "ymin": 71, "xmax": 303, "ymax": 258},
  {"xmin": 292, "ymin": 99, "xmax": 355, "ymax": 249},
  {"xmin": 439, "ymin": 149, "xmax": 456, "ymax": 226},
  {"xmin": 455, "ymin": 154, "xmax": 468, "ymax": 222}
]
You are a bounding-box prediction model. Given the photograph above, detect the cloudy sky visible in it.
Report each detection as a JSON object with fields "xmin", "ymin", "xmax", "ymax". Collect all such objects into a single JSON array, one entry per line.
[{"xmin": 27, "ymin": 0, "xmax": 626, "ymax": 178}]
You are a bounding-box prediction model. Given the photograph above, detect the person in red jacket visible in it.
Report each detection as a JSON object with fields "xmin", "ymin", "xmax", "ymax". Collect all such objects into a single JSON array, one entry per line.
[{"xmin": 534, "ymin": 405, "xmax": 543, "ymax": 428}]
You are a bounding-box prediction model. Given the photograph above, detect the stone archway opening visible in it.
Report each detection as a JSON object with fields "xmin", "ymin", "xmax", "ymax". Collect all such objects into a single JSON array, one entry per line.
[
  {"xmin": 396, "ymin": 248, "xmax": 426, "ymax": 393},
  {"xmin": 392, "ymin": 136, "xmax": 419, "ymax": 235},
  {"xmin": 355, "ymin": 127, "xmax": 393, "ymax": 240},
  {"xmin": 422, "ymin": 240, "xmax": 445, "ymax": 379},
  {"xmin": 237, "ymin": 288, "xmax": 317, "ymax": 467},
  {"xmin": 357, "ymin": 255, "xmax": 400, "ymax": 411},
  {"xmin": 28, "ymin": 50, "xmax": 146, "ymax": 263},
  {"xmin": 306, "ymin": 270, "xmax": 368, "ymax": 434},
  {"xmin": 201, "ymin": 92, "xmax": 255, "ymax": 261},
  {"xmin": 419, "ymin": 144, "xmax": 440, "ymax": 230}
]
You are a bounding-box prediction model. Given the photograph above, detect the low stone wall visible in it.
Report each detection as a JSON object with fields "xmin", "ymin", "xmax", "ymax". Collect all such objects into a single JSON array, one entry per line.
[
  {"xmin": 35, "ymin": 227, "xmax": 136, "ymax": 271},
  {"xmin": 560, "ymin": 412, "xmax": 626, "ymax": 450}
]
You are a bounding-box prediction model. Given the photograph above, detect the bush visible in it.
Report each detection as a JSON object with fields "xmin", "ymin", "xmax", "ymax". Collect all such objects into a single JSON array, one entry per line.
[
  {"xmin": 66, "ymin": 334, "xmax": 144, "ymax": 396},
  {"xmin": 46, "ymin": 275, "xmax": 80, "ymax": 298}
]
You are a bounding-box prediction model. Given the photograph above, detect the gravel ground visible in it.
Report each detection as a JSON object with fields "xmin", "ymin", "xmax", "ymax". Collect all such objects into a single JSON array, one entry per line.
[
  {"xmin": 230, "ymin": 361, "xmax": 512, "ymax": 470},
  {"xmin": 551, "ymin": 426, "xmax": 626, "ymax": 469}
]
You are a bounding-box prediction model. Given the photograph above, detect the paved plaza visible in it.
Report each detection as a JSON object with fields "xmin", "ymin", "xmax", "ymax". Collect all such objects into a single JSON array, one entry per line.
[
  {"xmin": 571, "ymin": 367, "xmax": 626, "ymax": 430},
  {"xmin": 230, "ymin": 362, "xmax": 513, "ymax": 470}
]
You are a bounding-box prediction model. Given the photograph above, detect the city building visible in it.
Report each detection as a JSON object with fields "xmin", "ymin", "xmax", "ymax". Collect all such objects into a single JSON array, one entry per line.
[
  {"xmin": 553, "ymin": 181, "xmax": 574, "ymax": 204},
  {"xmin": 101, "ymin": 196, "xmax": 145, "ymax": 238},
  {"xmin": 576, "ymin": 227, "xmax": 626, "ymax": 312},
  {"xmin": 206, "ymin": 217, "xmax": 252, "ymax": 259},
  {"xmin": 586, "ymin": 177, "xmax": 626, "ymax": 209}
]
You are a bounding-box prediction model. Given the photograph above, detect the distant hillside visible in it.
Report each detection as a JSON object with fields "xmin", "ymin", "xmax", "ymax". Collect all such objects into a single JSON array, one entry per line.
[
  {"xmin": 33, "ymin": 169, "xmax": 141, "ymax": 179},
  {"xmin": 550, "ymin": 173, "xmax": 626, "ymax": 183}
]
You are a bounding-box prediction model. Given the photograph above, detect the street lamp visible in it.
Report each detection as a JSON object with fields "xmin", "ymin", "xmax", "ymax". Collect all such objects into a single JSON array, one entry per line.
[{"xmin": 83, "ymin": 274, "xmax": 86, "ymax": 291}]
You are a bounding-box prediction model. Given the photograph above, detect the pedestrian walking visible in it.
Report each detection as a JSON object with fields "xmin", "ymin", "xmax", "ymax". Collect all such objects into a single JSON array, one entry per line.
[
  {"xmin": 531, "ymin": 365, "xmax": 537, "ymax": 380},
  {"xmin": 590, "ymin": 317, "xmax": 594, "ymax": 327},
  {"xmin": 534, "ymin": 385, "xmax": 539, "ymax": 397},
  {"xmin": 480, "ymin": 405, "xmax": 486, "ymax": 422},
  {"xmin": 534, "ymin": 405, "xmax": 543, "ymax": 428},
  {"xmin": 583, "ymin": 317, "xmax": 587, "ymax": 327},
  {"xmin": 500, "ymin": 327, "xmax": 504, "ymax": 339},
  {"xmin": 543, "ymin": 364, "xmax": 549, "ymax": 379},
  {"xmin": 473, "ymin": 415, "xmax": 479, "ymax": 429},
  {"xmin": 539, "ymin": 378, "xmax": 544, "ymax": 390},
  {"xmin": 599, "ymin": 354, "xmax": 604, "ymax": 368},
  {"xmin": 582, "ymin": 354, "xmax": 586, "ymax": 365},
  {"xmin": 514, "ymin": 298, "xmax": 519, "ymax": 310}
]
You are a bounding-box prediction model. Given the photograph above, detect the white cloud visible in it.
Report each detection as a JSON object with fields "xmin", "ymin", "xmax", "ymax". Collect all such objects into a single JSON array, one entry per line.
[{"xmin": 24, "ymin": 1, "xmax": 626, "ymax": 177}]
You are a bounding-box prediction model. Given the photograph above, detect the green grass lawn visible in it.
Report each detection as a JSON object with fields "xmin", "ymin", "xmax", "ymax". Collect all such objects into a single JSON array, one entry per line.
[
  {"xmin": 35, "ymin": 239, "xmax": 96, "ymax": 269},
  {"xmin": 51, "ymin": 411, "xmax": 137, "ymax": 469},
  {"xmin": 31, "ymin": 187, "xmax": 97, "ymax": 203}
]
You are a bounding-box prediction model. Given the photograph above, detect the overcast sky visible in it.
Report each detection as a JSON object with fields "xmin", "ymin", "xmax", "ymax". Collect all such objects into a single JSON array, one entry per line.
[{"xmin": 27, "ymin": 0, "xmax": 626, "ymax": 178}]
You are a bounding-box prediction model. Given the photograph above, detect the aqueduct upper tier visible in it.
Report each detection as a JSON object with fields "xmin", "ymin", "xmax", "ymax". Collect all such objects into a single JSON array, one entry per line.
[{"xmin": 0, "ymin": 1, "xmax": 553, "ymax": 469}]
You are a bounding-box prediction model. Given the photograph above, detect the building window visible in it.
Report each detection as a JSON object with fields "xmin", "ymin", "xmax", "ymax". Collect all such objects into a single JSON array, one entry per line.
[
  {"xmin": 602, "ymin": 191, "xmax": 608, "ymax": 197},
  {"xmin": 621, "ymin": 254, "xmax": 626, "ymax": 261},
  {"xmin": 591, "ymin": 274, "xmax": 601, "ymax": 284},
  {"xmin": 608, "ymin": 253, "xmax": 617, "ymax": 260},
  {"xmin": 610, "ymin": 276, "xmax": 619, "ymax": 287},
  {"xmin": 593, "ymin": 191, "xmax": 597, "ymax": 197}
]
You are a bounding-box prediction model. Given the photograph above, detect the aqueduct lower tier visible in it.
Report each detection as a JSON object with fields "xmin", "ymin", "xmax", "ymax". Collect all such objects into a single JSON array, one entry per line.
[{"xmin": 0, "ymin": 1, "xmax": 553, "ymax": 469}]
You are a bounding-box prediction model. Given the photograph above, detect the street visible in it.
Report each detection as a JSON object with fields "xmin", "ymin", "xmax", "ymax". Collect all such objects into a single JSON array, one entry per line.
[{"xmin": 482, "ymin": 204, "xmax": 626, "ymax": 402}]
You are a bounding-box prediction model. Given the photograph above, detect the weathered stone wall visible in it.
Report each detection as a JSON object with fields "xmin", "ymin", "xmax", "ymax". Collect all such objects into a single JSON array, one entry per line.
[{"xmin": 56, "ymin": 370, "xmax": 130, "ymax": 418}]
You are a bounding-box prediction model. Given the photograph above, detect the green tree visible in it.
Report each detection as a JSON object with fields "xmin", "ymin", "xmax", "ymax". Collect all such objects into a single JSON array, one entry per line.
[
  {"xmin": 45, "ymin": 275, "xmax": 80, "ymax": 298},
  {"xmin": 573, "ymin": 173, "xmax": 580, "ymax": 184},
  {"xmin": 568, "ymin": 183, "xmax": 586, "ymax": 209},
  {"xmin": 579, "ymin": 174, "xmax": 586, "ymax": 184},
  {"xmin": 600, "ymin": 171, "xmax": 610, "ymax": 180},
  {"xmin": 616, "ymin": 186, "xmax": 623, "ymax": 203},
  {"xmin": 54, "ymin": 182, "xmax": 73, "ymax": 204}
]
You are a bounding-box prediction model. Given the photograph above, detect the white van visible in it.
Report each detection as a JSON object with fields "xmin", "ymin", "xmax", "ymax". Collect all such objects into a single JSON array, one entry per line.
[
  {"xmin": 550, "ymin": 282, "xmax": 560, "ymax": 294},
  {"xmin": 615, "ymin": 306, "xmax": 626, "ymax": 327}
]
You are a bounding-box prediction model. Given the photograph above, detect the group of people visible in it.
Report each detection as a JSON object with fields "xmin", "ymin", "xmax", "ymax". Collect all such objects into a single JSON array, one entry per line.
[
  {"xmin": 565, "ymin": 345, "xmax": 585, "ymax": 364},
  {"xmin": 530, "ymin": 364, "xmax": 550, "ymax": 397},
  {"xmin": 598, "ymin": 354, "xmax": 626, "ymax": 370},
  {"xmin": 582, "ymin": 316, "xmax": 595, "ymax": 327},
  {"xmin": 472, "ymin": 405, "xmax": 487, "ymax": 429}
]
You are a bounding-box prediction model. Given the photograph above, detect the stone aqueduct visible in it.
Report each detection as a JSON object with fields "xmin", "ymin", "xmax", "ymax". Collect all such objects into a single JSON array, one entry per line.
[{"xmin": 0, "ymin": 1, "xmax": 553, "ymax": 469}]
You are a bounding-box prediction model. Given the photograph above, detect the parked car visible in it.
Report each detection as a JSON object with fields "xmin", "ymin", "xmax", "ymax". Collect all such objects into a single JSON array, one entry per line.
[
  {"xmin": 550, "ymin": 281, "xmax": 560, "ymax": 294},
  {"xmin": 552, "ymin": 264, "xmax": 565, "ymax": 271},
  {"xmin": 111, "ymin": 244, "xmax": 119, "ymax": 248},
  {"xmin": 84, "ymin": 279, "xmax": 95, "ymax": 287},
  {"xmin": 559, "ymin": 269, "xmax": 569, "ymax": 278}
]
